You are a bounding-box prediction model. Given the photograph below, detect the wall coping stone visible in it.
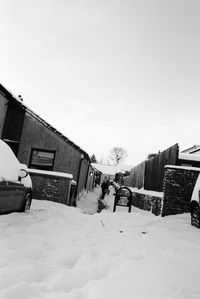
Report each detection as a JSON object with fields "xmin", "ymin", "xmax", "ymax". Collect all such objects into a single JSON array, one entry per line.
[
  {"xmin": 129, "ymin": 187, "xmax": 163, "ymax": 198},
  {"xmin": 28, "ymin": 168, "xmax": 73, "ymax": 179},
  {"xmin": 165, "ymin": 165, "xmax": 200, "ymax": 172}
]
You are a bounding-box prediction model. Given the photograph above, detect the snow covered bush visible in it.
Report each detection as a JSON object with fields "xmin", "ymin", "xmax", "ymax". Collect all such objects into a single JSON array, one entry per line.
[{"xmin": 76, "ymin": 187, "xmax": 101, "ymax": 214}]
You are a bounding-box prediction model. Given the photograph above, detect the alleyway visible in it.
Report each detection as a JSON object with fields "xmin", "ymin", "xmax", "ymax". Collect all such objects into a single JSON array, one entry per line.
[{"xmin": 0, "ymin": 187, "xmax": 200, "ymax": 299}]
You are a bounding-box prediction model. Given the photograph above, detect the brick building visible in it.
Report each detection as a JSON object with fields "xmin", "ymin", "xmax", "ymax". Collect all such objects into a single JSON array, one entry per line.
[{"xmin": 0, "ymin": 83, "xmax": 92, "ymax": 199}]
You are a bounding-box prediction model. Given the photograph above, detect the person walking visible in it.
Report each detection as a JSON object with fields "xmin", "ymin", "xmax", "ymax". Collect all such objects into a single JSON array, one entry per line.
[{"xmin": 101, "ymin": 179, "xmax": 108, "ymax": 199}]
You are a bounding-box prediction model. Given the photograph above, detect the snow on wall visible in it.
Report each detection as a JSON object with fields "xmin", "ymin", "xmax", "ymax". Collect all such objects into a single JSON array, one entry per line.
[{"xmin": 28, "ymin": 168, "xmax": 73, "ymax": 179}]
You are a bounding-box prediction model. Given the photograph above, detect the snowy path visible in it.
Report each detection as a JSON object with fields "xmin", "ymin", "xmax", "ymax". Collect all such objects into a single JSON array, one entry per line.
[{"xmin": 0, "ymin": 187, "xmax": 200, "ymax": 299}]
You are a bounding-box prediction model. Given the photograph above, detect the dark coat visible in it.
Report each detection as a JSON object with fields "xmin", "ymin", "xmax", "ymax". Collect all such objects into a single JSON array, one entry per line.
[{"xmin": 101, "ymin": 181, "xmax": 108, "ymax": 192}]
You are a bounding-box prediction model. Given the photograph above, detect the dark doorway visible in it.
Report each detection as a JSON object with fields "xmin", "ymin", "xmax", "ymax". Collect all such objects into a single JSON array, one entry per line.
[{"xmin": 2, "ymin": 100, "xmax": 25, "ymax": 156}]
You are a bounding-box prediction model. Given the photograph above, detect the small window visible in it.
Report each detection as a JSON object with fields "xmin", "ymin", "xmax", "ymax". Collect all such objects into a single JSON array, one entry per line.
[{"xmin": 29, "ymin": 149, "xmax": 56, "ymax": 171}]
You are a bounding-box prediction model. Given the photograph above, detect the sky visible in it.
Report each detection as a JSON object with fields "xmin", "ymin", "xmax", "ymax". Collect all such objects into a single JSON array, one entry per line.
[{"xmin": 0, "ymin": 0, "xmax": 200, "ymax": 166}]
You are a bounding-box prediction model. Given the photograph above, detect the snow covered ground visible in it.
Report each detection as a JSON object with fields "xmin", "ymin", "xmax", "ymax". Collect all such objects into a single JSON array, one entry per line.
[{"xmin": 0, "ymin": 186, "xmax": 200, "ymax": 299}]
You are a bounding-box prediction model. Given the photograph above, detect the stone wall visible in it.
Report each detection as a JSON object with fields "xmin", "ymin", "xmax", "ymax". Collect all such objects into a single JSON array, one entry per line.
[
  {"xmin": 130, "ymin": 166, "xmax": 200, "ymax": 217},
  {"xmin": 29, "ymin": 171, "xmax": 72, "ymax": 205},
  {"xmin": 162, "ymin": 166, "xmax": 200, "ymax": 216},
  {"xmin": 132, "ymin": 191, "xmax": 163, "ymax": 216}
]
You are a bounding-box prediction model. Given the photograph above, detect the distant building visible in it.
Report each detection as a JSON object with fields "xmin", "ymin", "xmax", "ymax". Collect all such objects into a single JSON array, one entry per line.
[
  {"xmin": 91, "ymin": 163, "xmax": 116, "ymax": 184},
  {"xmin": 178, "ymin": 145, "xmax": 200, "ymax": 168},
  {"xmin": 91, "ymin": 163, "xmax": 133, "ymax": 184},
  {"xmin": 181, "ymin": 145, "xmax": 200, "ymax": 155}
]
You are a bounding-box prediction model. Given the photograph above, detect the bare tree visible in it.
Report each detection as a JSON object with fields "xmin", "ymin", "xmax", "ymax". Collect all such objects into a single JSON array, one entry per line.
[
  {"xmin": 98, "ymin": 156, "xmax": 105, "ymax": 164},
  {"xmin": 109, "ymin": 147, "xmax": 128, "ymax": 165}
]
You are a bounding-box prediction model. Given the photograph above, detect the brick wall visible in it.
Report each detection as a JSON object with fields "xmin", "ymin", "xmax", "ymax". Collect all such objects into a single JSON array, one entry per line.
[
  {"xmin": 29, "ymin": 172, "xmax": 72, "ymax": 205},
  {"xmin": 132, "ymin": 191, "xmax": 163, "ymax": 216},
  {"xmin": 162, "ymin": 166, "xmax": 200, "ymax": 216}
]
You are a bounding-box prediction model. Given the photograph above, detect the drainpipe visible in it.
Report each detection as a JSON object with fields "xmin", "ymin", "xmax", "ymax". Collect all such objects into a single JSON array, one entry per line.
[
  {"xmin": 84, "ymin": 161, "xmax": 91, "ymax": 190},
  {"xmin": 75, "ymin": 154, "xmax": 84, "ymax": 199}
]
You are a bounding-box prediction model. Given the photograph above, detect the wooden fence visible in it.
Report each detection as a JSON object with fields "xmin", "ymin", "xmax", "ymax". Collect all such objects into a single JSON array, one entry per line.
[
  {"xmin": 129, "ymin": 161, "xmax": 145, "ymax": 189},
  {"xmin": 126, "ymin": 143, "xmax": 179, "ymax": 191},
  {"xmin": 144, "ymin": 143, "xmax": 179, "ymax": 191}
]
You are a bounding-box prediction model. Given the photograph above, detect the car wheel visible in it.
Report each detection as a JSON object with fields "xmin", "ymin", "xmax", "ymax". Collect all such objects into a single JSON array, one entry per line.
[
  {"xmin": 24, "ymin": 193, "xmax": 32, "ymax": 211},
  {"xmin": 191, "ymin": 206, "xmax": 200, "ymax": 228}
]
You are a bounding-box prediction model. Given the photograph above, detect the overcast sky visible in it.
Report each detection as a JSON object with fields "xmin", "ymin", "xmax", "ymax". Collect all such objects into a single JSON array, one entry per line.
[{"xmin": 0, "ymin": 0, "xmax": 200, "ymax": 165}]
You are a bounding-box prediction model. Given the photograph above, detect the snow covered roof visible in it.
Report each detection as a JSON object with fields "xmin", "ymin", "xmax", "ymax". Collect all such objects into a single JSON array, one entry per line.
[
  {"xmin": 28, "ymin": 168, "xmax": 73, "ymax": 179},
  {"xmin": 118, "ymin": 164, "xmax": 133, "ymax": 172},
  {"xmin": 181, "ymin": 145, "xmax": 200, "ymax": 154},
  {"xmin": 91, "ymin": 163, "xmax": 133, "ymax": 175},
  {"xmin": 91, "ymin": 163, "xmax": 117, "ymax": 175}
]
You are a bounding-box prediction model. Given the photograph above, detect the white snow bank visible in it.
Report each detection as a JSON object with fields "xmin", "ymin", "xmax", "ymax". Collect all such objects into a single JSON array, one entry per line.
[
  {"xmin": 129, "ymin": 187, "xmax": 163, "ymax": 198},
  {"xmin": 191, "ymin": 173, "xmax": 200, "ymax": 203},
  {"xmin": 0, "ymin": 188, "xmax": 200, "ymax": 299},
  {"xmin": 76, "ymin": 187, "xmax": 101, "ymax": 214},
  {"xmin": 165, "ymin": 164, "xmax": 200, "ymax": 172}
]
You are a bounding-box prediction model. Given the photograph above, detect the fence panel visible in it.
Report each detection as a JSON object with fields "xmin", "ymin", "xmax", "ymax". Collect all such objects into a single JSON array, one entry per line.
[
  {"xmin": 144, "ymin": 143, "xmax": 179, "ymax": 192},
  {"xmin": 123, "ymin": 175, "xmax": 131, "ymax": 187},
  {"xmin": 129, "ymin": 161, "xmax": 146, "ymax": 189}
]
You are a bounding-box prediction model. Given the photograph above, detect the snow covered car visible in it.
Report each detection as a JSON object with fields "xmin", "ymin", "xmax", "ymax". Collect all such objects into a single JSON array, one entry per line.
[
  {"xmin": 0, "ymin": 139, "xmax": 32, "ymax": 215},
  {"xmin": 191, "ymin": 174, "xmax": 200, "ymax": 228}
]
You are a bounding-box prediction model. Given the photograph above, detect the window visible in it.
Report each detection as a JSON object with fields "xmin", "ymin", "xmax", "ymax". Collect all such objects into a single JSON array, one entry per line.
[{"xmin": 29, "ymin": 149, "xmax": 56, "ymax": 171}]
